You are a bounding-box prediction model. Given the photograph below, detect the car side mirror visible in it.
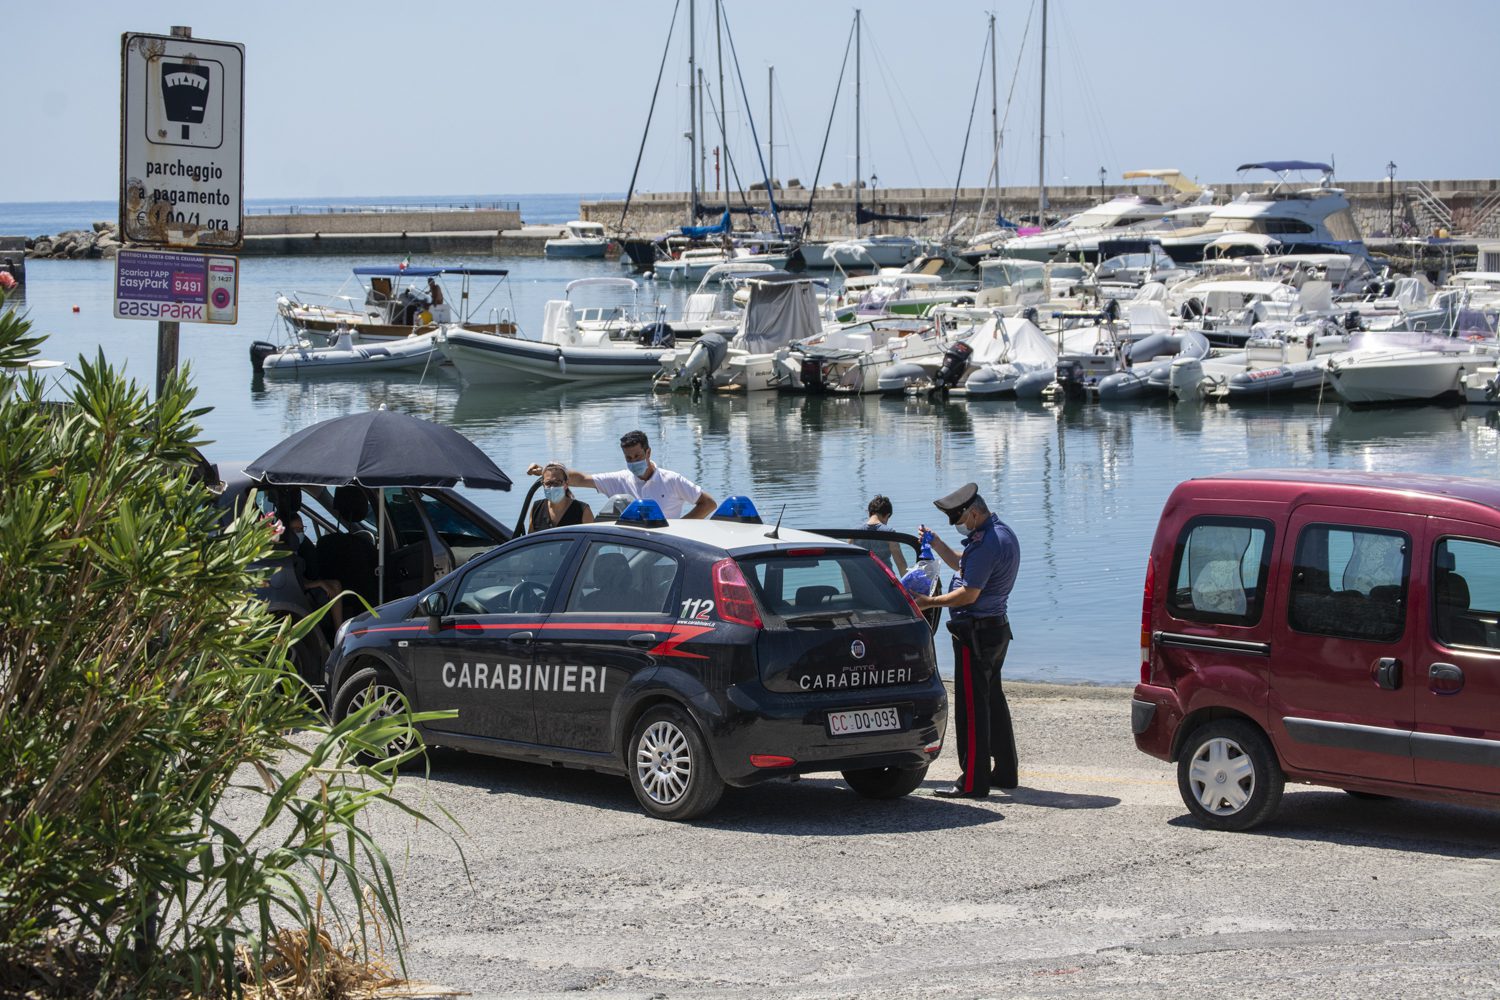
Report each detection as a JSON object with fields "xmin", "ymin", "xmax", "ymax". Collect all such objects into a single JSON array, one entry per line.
[{"xmin": 417, "ymin": 591, "xmax": 448, "ymax": 631}]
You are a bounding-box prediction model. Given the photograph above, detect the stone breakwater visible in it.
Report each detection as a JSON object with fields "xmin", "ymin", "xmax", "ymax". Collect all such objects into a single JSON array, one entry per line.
[{"xmin": 26, "ymin": 222, "xmax": 124, "ymax": 260}]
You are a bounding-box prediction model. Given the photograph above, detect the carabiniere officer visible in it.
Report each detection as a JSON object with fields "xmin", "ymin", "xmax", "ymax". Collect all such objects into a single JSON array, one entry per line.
[{"xmin": 913, "ymin": 482, "xmax": 1021, "ymax": 799}]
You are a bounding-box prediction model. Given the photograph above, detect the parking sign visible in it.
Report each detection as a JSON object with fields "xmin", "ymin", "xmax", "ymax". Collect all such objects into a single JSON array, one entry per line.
[{"xmin": 121, "ymin": 32, "xmax": 244, "ymax": 249}]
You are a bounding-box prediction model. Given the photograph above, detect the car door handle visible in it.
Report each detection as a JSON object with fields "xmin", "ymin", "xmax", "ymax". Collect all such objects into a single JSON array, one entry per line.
[
  {"xmin": 509, "ymin": 631, "xmax": 535, "ymax": 643},
  {"xmin": 1373, "ymin": 657, "xmax": 1402, "ymax": 691},
  {"xmin": 628, "ymin": 632, "xmax": 659, "ymax": 649},
  {"xmin": 1429, "ymin": 662, "xmax": 1465, "ymax": 694}
]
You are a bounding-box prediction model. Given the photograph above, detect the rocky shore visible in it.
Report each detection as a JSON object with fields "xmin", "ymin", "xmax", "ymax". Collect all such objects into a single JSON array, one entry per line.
[{"xmin": 25, "ymin": 222, "xmax": 124, "ymax": 260}]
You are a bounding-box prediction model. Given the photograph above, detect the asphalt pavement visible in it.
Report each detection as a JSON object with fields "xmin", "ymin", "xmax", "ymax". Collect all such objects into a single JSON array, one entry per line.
[{"xmin": 360, "ymin": 682, "xmax": 1500, "ymax": 999}]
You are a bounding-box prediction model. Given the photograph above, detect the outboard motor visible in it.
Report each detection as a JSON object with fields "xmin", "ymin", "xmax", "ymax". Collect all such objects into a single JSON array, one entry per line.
[
  {"xmin": 672, "ymin": 332, "xmax": 730, "ymax": 389},
  {"xmin": 799, "ymin": 356, "xmax": 829, "ymax": 393},
  {"xmin": 1180, "ymin": 297, "xmax": 1204, "ymax": 320},
  {"xmin": 1343, "ymin": 309, "xmax": 1363, "ymax": 332},
  {"xmin": 1055, "ymin": 358, "xmax": 1087, "ymax": 399},
  {"xmin": 249, "ymin": 341, "xmax": 279, "ymax": 370},
  {"xmin": 1021, "ymin": 306, "xmax": 1040, "ymax": 325},
  {"xmin": 934, "ymin": 341, "xmax": 974, "ymax": 391}
]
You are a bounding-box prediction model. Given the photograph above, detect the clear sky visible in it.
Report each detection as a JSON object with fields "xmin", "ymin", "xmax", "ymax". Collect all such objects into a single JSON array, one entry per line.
[{"xmin": 6, "ymin": 0, "xmax": 1497, "ymax": 202}]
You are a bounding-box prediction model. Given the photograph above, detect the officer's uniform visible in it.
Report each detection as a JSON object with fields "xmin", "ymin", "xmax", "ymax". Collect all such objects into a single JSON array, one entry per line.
[{"xmin": 935, "ymin": 483, "xmax": 1020, "ymax": 797}]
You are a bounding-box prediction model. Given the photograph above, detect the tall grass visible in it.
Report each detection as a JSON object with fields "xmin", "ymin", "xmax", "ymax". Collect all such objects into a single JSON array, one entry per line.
[{"xmin": 0, "ymin": 295, "xmax": 456, "ymax": 997}]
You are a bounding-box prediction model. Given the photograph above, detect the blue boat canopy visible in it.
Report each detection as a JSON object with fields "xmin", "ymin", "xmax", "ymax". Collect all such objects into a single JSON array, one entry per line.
[
  {"xmin": 1237, "ymin": 161, "xmax": 1333, "ymax": 174},
  {"xmin": 351, "ymin": 266, "xmax": 509, "ymax": 277}
]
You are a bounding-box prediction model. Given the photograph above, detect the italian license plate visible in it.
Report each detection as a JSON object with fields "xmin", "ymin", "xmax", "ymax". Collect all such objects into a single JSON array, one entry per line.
[{"xmin": 827, "ymin": 706, "xmax": 902, "ymax": 736}]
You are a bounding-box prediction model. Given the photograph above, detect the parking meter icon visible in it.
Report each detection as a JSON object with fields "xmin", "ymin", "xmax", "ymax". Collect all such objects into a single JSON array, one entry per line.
[{"xmin": 161, "ymin": 62, "xmax": 210, "ymax": 141}]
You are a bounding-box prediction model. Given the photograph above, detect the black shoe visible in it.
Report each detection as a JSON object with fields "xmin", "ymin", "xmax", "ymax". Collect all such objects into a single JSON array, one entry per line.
[{"xmin": 933, "ymin": 786, "xmax": 989, "ymax": 799}]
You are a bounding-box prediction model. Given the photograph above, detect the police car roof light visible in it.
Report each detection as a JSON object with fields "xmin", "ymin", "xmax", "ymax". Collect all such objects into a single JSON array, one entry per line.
[
  {"xmin": 711, "ymin": 494, "xmax": 762, "ymax": 524},
  {"xmin": 618, "ymin": 499, "xmax": 669, "ymax": 528}
]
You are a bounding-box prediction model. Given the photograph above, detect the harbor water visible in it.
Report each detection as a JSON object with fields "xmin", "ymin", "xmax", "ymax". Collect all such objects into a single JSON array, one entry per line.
[{"xmin": 9, "ymin": 243, "xmax": 1500, "ymax": 686}]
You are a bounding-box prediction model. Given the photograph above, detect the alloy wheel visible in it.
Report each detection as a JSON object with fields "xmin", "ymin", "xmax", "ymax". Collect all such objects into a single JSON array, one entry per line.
[{"xmin": 635, "ymin": 719, "xmax": 692, "ymax": 805}]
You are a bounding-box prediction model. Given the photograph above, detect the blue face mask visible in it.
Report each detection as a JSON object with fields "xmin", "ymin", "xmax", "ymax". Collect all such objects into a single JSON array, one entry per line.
[
  {"xmin": 543, "ymin": 485, "xmax": 567, "ymax": 504},
  {"xmin": 627, "ymin": 458, "xmax": 650, "ymax": 479}
]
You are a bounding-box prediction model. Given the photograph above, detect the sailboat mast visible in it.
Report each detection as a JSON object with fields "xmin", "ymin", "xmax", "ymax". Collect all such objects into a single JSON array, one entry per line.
[
  {"xmin": 854, "ymin": 8, "xmax": 862, "ymax": 235},
  {"xmin": 768, "ymin": 65, "xmax": 774, "ymax": 188},
  {"xmin": 1037, "ymin": 0, "xmax": 1048, "ymax": 225},
  {"xmin": 687, "ymin": 0, "xmax": 697, "ymax": 227},
  {"xmin": 698, "ymin": 69, "xmax": 708, "ymax": 197},
  {"xmin": 715, "ymin": 0, "xmax": 730, "ymax": 231},
  {"xmin": 989, "ymin": 12, "xmax": 999, "ymax": 223}
]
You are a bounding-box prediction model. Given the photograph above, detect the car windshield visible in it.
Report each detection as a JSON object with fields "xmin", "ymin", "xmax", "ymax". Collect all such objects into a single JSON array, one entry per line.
[{"xmin": 738, "ymin": 550, "xmax": 917, "ymax": 627}]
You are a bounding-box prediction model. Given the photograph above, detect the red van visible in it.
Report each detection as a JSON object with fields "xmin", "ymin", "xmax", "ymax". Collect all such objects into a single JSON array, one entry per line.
[{"xmin": 1133, "ymin": 470, "xmax": 1500, "ymax": 830}]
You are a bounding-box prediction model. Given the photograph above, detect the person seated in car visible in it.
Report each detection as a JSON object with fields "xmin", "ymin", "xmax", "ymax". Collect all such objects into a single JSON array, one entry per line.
[{"xmin": 529, "ymin": 461, "xmax": 595, "ymax": 532}]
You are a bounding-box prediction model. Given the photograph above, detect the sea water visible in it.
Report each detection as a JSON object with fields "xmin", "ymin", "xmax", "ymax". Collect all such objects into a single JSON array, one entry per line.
[{"xmin": 6, "ymin": 227, "xmax": 1500, "ymax": 685}]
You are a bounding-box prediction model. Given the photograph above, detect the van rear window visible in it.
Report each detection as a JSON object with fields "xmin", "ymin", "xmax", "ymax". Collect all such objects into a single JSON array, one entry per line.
[
  {"xmin": 739, "ymin": 551, "xmax": 917, "ymax": 627},
  {"xmin": 1168, "ymin": 516, "xmax": 1274, "ymax": 626},
  {"xmin": 1289, "ymin": 524, "xmax": 1408, "ymax": 642}
]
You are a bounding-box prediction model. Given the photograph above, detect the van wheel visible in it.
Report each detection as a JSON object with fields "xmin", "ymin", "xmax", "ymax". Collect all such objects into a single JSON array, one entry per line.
[
  {"xmin": 628, "ymin": 705, "xmax": 724, "ymax": 821},
  {"xmin": 1177, "ymin": 719, "xmax": 1283, "ymax": 831},
  {"xmin": 332, "ymin": 666, "xmax": 419, "ymax": 766},
  {"xmin": 842, "ymin": 764, "xmax": 929, "ymax": 800}
]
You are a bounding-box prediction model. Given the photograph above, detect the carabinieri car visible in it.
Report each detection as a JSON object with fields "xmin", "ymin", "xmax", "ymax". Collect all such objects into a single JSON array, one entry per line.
[{"xmin": 325, "ymin": 498, "xmax": 946, "ymax": 820}]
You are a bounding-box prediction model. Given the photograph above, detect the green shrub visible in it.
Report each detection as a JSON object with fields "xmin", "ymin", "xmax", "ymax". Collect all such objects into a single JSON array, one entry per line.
[{"xmin": 0, "ymin": 296, "xmax": 456, "ymax": 997}]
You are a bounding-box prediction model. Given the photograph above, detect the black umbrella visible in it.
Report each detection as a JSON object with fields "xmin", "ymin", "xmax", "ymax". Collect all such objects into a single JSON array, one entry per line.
[{"xmin": 244, "ymin": 409, "xmax": 511, "ymax": 601}]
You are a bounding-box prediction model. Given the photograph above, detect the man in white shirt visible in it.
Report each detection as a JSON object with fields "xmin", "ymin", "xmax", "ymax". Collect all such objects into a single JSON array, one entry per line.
[{"xmin": 527, "ymin": 429, "xmax": 716, "ymax": 520}]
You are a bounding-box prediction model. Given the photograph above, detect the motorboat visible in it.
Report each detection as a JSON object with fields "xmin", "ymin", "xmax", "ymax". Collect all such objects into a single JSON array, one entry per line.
[
  {"xmin": 653, "ymin": 273, "xmax": 825, "ymax": 392},
  {"xmin": 672, "ymin": 262, "xmax": 775, "ymax": 339},
  {"xmin": 1152, "ymin": 162, "xmax": 1369, "ymax": 265},
  {"xmin": 776, "ymin": 316, "xmax": 943, "ymax": 395},
  {"xmin": 438, "ymin": 278, "xmax": 679, "ymax": 385},
  {"xmin": 1326, "ymin": 330, "xmax": 1492, "ymax": 406},
  {"xmin": 276, "ymin": 266, "xmax": 517, "ymax": 342},
  {"xmin": 999, "ymin": 195, "xmax": 1178, "ymax": 263},
  {"xmin": 833, "ymin": 270, "xmax": 974, "ymax": 323},
  {"xmin": 879, "ymin": 315, "xmax": 1058, "ymax": 398},
  {"xmin": 1166, "ymin": 320, "xmax": 1350, "ymax": 403},
  {"xmin": 1094, "ymin": 331, "xmax": 1212, "ymax": 402},
  {"xmin": 544, "ymin": 221, "xmax": 611, "ymax": 259},
  {"xmin": 252, "ymin": 326, "xmax": 444, "ymax": 377}
]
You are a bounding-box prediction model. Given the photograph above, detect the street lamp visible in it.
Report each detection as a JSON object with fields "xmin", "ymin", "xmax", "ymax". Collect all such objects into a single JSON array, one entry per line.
[
  {"xmin": 1387, "ymin": 160, "xmax": 1398, "ymax": 236},
  {"xmin": 1099, "ymin": 166, "xmax": 1107, "ymax": 193}
]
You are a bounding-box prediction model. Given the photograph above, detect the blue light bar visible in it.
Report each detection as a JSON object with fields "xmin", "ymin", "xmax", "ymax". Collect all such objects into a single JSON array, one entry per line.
[
  {"xmin": 711, "ymin": 495, "xmax": 762, "ymax": 524},
  {"xmin": 618, "ymin": 499, "xmax": 668, "ymax": 527}
]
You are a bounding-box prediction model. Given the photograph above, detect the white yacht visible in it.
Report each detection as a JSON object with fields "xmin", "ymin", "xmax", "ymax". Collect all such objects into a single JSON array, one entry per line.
[{"xmin": 1153, "ymin": 161, "xmax": 1368, "ymax": 264}]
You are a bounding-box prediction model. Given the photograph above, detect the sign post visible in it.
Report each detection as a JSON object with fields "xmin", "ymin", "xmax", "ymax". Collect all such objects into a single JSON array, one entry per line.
[{"xmin": 120, "ymin": 25, "xmax": 244, "ymax": 396}]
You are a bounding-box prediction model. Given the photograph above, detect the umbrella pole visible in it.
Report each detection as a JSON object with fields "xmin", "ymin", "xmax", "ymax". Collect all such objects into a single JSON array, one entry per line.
[{"xmin": 378, "ymin": 489, "xmax": 386, "ymax": 606}]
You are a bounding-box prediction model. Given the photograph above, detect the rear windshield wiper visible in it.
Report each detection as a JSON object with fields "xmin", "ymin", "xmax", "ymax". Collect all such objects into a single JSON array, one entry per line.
[{"xmin": 782, "ymin": 611, "xmax": 856, "ymax": 628}]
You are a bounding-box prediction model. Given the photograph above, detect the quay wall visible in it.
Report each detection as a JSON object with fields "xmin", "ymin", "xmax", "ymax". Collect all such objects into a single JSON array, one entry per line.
[
  {"xmin": 586, "ymin": 178, "xmax": 1500, "ymax": 241},
  {"xmin": 243, "ymin": 208, "xmax": 521, "ymax": 237}
]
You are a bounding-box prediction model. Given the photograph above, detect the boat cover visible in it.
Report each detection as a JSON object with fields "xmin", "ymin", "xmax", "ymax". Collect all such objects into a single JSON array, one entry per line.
[
  {"xmin": 682, "ymin": 211, "xmax": 732, "ymax": 238},
  {"xmin": 738, "ymin": 278, "xmax": 821, "ymax": 353}
]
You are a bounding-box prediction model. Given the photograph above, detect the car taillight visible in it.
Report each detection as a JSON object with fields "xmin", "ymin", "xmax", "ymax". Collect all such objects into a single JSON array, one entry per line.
[
  {"xmin": 712, "ymin": 558, "xmax": 763, "ymax": 629},
  {"xmin": 868, "ymin": 551, "xmax": 924, "ymax": 619},
  {"xmin": 1140, "ymin": 557, "xmax": 1155, "ymax": 684}
]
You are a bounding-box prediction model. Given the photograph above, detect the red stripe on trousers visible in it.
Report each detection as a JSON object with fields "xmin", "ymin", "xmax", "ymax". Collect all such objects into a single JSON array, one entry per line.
[{"xmin": 961, "ymin": 645, "xmax": 977, "ymax": 792}]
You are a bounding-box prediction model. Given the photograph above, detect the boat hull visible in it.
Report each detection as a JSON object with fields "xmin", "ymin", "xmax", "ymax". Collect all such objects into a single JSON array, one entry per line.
[
  {"xmin": 1328, "ymin": 353, "xmax": 1470, "ymax": 406},
  {"xmin": 260, "ymin": 335, "xmax": 443, "ymax": 376},
  {"xmin": 439, "ymin": 330, "xmax": 670, "ymax": 385},
  {"xmin": 544, "ymin": 241, "xmax": 609, "ymax": 259}
]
